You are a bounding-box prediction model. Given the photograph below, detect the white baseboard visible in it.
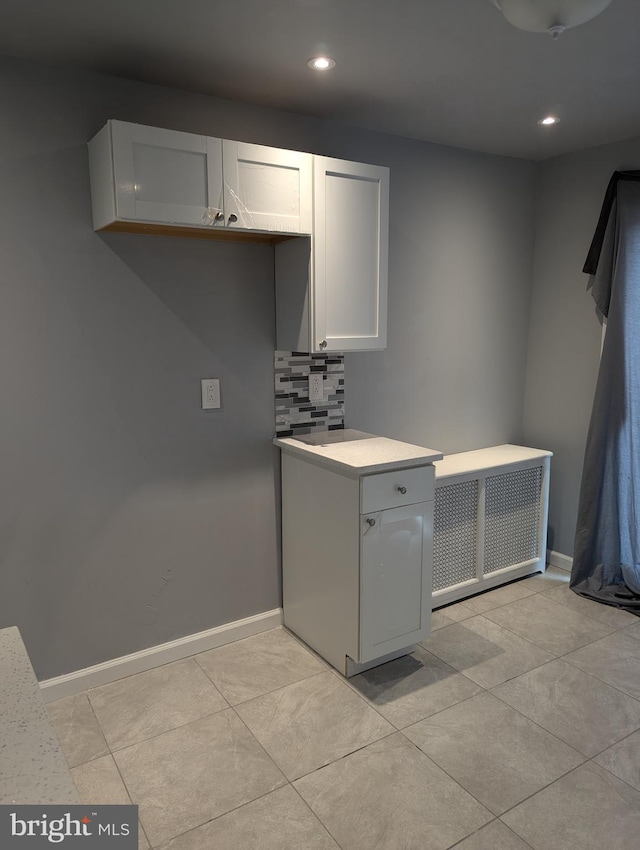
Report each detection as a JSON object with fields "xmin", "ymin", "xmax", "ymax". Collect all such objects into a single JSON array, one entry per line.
[
  {"xmin": 39, "ymin": 608, "xmax": 283, "ymax": 703},
  {"xmin": 547, "ymin": 550, "xmax": 573, "ymax": 572}
]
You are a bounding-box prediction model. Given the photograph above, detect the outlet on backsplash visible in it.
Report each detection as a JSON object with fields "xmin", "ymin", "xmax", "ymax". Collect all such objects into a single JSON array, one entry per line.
[{"xmin": 275, "ymin": 351, "xmax": 344, "ymax": 437}]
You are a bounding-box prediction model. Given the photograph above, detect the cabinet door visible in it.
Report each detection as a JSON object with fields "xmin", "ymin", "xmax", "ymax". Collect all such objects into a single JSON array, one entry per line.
[
  {"xmin": 110, "ymin": 121, "xmax": 223, "ymax": 226},
  {"xmin": 223, "ymin": 141, "xmax": 312, "ymax": 233},
  {"xmin": 360, "ymin": 502, "xmax": 432, "ymax": 663},
  {"xmin": 313, "ymin": 157, "xmax": 389, "ymax": 352}
]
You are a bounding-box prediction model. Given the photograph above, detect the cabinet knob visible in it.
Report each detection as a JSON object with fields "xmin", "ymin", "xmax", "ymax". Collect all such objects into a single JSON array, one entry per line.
[
  {"xmin": 366, "ymin": 517, "xmax": 376, "ymax": 527},
  {"xmin": 397, "ymin": 486, "xmax": 407, "ymax": 494},
  {"xmin": 228, "ymin": 214, "xmax": 238, "ymax": 224},
  {"xmin": 318, "ymin": 340, "xmax": 327, "ymax": 350},
  {"xmin": 214, "ymin": 211, "xmax": 224, "ymax": 222}
]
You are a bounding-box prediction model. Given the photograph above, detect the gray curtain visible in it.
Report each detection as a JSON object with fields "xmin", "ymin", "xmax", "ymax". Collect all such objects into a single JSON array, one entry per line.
[{"xmin": 571, "ymin": 179, "xmax": 640, "ymax": 612}]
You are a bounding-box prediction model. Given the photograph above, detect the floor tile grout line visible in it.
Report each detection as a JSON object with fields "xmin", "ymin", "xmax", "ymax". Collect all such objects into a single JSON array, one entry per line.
[
  {"xmin": 334, "ymin": 652, "xmax": 488, "ymax": 731},
  {"xmin": 587, "ymin": 749, "xmax": 640, "ymax": 796},
  {"xmin": 393, "ymin": 730, "xmax": 497, "ymax": 821},
  {"xmin": 288, "ymin": 776, "xmax": 350, "ymax": 850},
  {"xmin": 83, "ymin": 657, "xmax": 232, "ymax": 751},
  {"xmin": 50, "ymin": 693, "xmax": 110, "ymax": 771},
  {"xmin": 487, "ymin": 665, "xmax": 640, "ymax": 760},
  {"xmin": 289, "ymin": 728, "xmax": 401, "ymax": 783},
  {"xmin": 589, "ymin": 724, "xmax": 640, "ymax": 762},
  {"xmin": 228, "ymin": 700, "xmax": 291, "ymax": 783},
  {"xmin": 421, "ymin": 612, "xmax": 562, "ymax": 672},
  {"xmin": 479, "ymin": 603, "xmax": 616, "ymax": 657},
  {"xmin": 66, "ymin": 732, "xmax": 151, "ymax": 848},
  {"xmin": 537, "ymin": 587, "xmax": 640, "ymax": 632},
  {"xmin": 522, "ymin": 587, "xmax": 630, "ymax": 631},
  {"xmin": 142, "ymin": 784, "xmax": 304, "ymax": 850},
  {"xmin": 65, "ymin": 644, "xmax": 359, "ymax": 768},
  {"xmin": 107, "ymin": 752, "xmax": 153, "ymax": 847},
  {"xmin": 447, "ymin": 817, "xmax": 536, "ymax": 850},
  {"xmin": 443, "ymin": 596, "xmax": 617, "ymax": 661},
  {"xmin": 134, "ymin": 707, "xmax": 290, "ymax": 847},
  {"xmin": 96, "ymin": 702, "xmax": 235, "ymax": 756},
  {"xmin": 492, "ymin": 749, "xmax": 640, "ymax": 832},
  {"xmin": 227, "ymin": 666, "xmax": 331, "ymax": 710},
  {"xmin": 556, "ymin": 652, "xmax": 640, "ymax": 707},
  {"xmin": 395, "ymin": 705, "xmax": 590, "ymax": 821},
  {"xmin": 494, "ymin": 817, "xmax": 538, "ymax": 850}
]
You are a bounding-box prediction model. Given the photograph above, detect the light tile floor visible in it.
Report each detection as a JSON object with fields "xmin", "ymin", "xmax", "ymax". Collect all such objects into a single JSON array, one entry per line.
[{"xmin": 47, "ymin": 566, "xmax": 640, "ymax": 849}]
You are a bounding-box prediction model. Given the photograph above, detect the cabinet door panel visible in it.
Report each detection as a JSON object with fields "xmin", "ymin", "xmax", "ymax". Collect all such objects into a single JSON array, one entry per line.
[
  {"xmin": 313, "ymin": 157, "xmax": 388, "ymax": 351},
  {"xmin": 360, "ymin": 502, "xmax": 432, "ymax": 663},
  {"xmin": 223, "ymin": 141, "xmax": 312, "ymax": 233},
  {"xmin": 111, "ymin": 121, "xmax": 223, "ymax": 226}
]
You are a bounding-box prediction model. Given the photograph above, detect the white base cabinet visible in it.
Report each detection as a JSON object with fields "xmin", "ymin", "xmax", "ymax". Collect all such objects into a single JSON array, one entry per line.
[{"xmin": 281, "ymin": 453, "xmax": 434, "ymax": 676}]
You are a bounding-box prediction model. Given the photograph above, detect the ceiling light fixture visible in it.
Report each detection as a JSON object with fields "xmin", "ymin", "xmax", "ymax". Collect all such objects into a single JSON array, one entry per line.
[
  {"xmin": 488, "ymin": 0, "xmax": 612, "ymax": 39},
  {"xmin": 307, "ymin": 56, "xmax": 336, "ymax": 71},
  {"xmin": 538, "ymin": 116, "xmax": 559, "ymax": 125}
]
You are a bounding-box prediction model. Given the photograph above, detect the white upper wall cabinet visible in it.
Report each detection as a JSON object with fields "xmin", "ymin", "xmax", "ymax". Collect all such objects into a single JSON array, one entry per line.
[
  {"xmin": 89, "ymin": 121, "xmax": 223, "ymax": 229},
  {"xmin": 275, "ymin": 157, "xmax": 389, "ymax": 352},
  {"xmin": 88, "ymin": 120, "xmax": 389, "ymax": 352},
  {"xmin": 313, "ymin": 157, "xmax": 388, "ymax": 351},
  {"xmin": 88, "ymin": 120, "xmax": 312, "ymax": 238},
  {"xmin": 223, "ymin": 141, "xmax": 312, "ymax": 234}
]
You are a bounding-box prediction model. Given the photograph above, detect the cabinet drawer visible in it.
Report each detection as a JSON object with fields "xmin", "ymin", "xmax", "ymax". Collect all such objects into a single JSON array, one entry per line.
[{"xmin": 361, "ymin": 465, "xmax": 434, "ymax": 513}]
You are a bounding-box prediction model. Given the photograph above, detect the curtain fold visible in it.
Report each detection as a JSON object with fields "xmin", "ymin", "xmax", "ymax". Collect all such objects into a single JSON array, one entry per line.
[{"xmin": 571, "ymin": 178, "xmax": 640, "ymax": 612}]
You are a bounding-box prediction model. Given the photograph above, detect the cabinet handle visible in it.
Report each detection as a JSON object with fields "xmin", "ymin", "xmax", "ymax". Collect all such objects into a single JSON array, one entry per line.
[
  {"xmin": 366, "ymin": 517, "xmax": 376, "ymax": 527},
  {"xmin": 228, "ymin": 214, "xmax": 238, "ymax": 224},
  {"xmin": 214, "ymin": 212, "xmax": 224, "ymax": 222},
  {"xmin": 397, "ymin": 486, "xmax": 407, "ymax": 494},
  {"xmin": 318, "ymin": 340, "xmax": 327, "ymax": 350}
]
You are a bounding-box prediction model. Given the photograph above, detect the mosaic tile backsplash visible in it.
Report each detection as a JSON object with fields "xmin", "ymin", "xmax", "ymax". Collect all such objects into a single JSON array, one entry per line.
[{"xmin": 275, "ymin": 351, "xmax": 344, "ymax": 437}]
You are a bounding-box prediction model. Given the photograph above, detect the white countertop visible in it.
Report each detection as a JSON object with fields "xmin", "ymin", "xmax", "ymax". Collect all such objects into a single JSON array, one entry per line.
[
  {"xmin": 0, "ymin": 626, "xmax": 80, "ymax": 804},
  {"xmin": 274, "ymin": 429, "xmax": 442, "ymax": 476}
]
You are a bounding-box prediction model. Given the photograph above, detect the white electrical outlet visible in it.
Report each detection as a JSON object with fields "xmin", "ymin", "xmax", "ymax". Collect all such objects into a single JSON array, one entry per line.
[
  {"xmin": 308, "ymin": 373, "xmax": 324, "ymax": 402},
  {"xmin": 201, "ymin": 378, "xmax": 221, "ymax": 410}
]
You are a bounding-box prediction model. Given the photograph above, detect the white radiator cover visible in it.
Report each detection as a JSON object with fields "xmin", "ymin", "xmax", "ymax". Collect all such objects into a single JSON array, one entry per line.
[{"xmin": 432, "ymin": 445, "xmax": 552, "ymax": 607}]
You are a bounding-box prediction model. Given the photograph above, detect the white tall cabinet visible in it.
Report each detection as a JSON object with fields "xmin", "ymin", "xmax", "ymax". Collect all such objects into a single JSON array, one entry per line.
[
  {"xmin": 275, "ymin": 156, "xmax": 389, "ymax": 353},
  {"xmin": 276, "ymin": 431, "xmax": 441, "ymax": 676}
]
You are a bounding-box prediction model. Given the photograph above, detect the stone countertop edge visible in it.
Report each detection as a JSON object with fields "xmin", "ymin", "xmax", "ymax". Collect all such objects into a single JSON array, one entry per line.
[
  {"xmin": 274, "ymin": 433, "xmax": 443, "ymax": 477},
  {"xmin": 433, "ymin": 444, "xmax": 553, "ymax": 479},
  {"xmin": 0, "ymin": 626, "xmax": 80, "ymax": 805}
]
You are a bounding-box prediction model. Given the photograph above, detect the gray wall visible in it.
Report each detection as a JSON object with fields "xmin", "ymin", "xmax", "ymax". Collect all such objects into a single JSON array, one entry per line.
[
  {"xmin": 346, "ymin": 143, "xmax": 535, "ymax": 453},
  {"xmin": 0, "ymin": 54, "xmax": 536, "ymax": 679},
  {"xmin": 522, "ymin": 136, "xmax": 640, "ymax": 557}
]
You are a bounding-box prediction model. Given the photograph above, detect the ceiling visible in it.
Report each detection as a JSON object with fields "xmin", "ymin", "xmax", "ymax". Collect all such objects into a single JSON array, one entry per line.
[{"xmin": 1, "ymin": 0, "xmax": 639, "ymax": 160}]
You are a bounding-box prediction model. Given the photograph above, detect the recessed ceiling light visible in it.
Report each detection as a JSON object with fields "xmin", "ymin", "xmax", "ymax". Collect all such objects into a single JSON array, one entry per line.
[
  {"xmin": 538, "ymin": 116, "xmax": 559, "ymax": 126},
  {"xmin": 308, "ymin": 56, "xmax": 336, "ymax": 71}
]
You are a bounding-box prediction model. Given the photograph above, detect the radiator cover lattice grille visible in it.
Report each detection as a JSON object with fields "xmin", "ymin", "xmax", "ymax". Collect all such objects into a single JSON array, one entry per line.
[
  {"xmin": 433, "ymin": 479, "xmax": 478, "ymax": 591},
  {"xmin": 483, "ymin": 466, "xmax": 542, "ymax": 574}
]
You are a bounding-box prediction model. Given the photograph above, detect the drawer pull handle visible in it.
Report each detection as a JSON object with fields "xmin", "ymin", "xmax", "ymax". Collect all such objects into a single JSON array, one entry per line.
[
  {"xmin": 397, "ymin": 486, "xmax": 407, "ymax": 494},
  {"xmin": 366, "ymin": 517, "xmax": 376, "ymax": 527}
]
